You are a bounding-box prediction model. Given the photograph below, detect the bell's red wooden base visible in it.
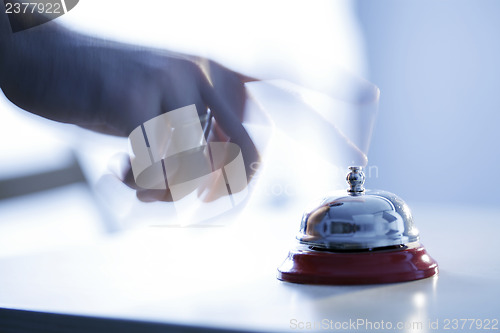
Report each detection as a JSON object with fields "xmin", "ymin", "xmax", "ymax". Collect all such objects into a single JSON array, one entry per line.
[{"xmin": 277, "ymin": 243, "xmax": 438, "ymax": 285}]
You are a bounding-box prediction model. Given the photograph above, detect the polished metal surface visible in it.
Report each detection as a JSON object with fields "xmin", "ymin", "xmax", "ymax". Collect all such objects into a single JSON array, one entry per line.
[
  {"xmin": 346, "ymin": 166, "xmax": 365, "ymax": 194},
  {"xmin": 297, "ymin": 167, "xmax": 419, "ymax": 250}
]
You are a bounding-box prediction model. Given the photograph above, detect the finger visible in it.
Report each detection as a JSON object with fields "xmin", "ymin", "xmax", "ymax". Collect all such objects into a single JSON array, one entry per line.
[
  {"xmin": 200, "ymin": 83, "xmax": 260, "ymax": 182},
  {"xmin": 207, "ymin": 61, "xmax": 248, "ymax": 122},
  {"xmin": 237, "ymin": 73, "xmax": 260, "ymax": 83}
]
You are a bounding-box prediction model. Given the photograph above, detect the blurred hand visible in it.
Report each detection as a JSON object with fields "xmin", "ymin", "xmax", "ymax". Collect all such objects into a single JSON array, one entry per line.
[{"xmin": 0, "ymin": 20, "xmax": 259, "ymax": 202}]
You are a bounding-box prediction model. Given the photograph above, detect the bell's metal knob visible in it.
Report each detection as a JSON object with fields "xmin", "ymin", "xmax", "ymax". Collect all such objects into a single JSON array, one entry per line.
[{"xmin": 347, "ymin": 166, "xmax": 365, "ymax": 194}]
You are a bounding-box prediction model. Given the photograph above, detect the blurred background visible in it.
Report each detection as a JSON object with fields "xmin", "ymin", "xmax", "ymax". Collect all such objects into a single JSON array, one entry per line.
[
  {"xmin": 357, "ymin": 0, "xmax": 500, "ymax": 206},
  {"xmin": 54, "ymin": 0, "xmax": 500, "ymax": 207}
]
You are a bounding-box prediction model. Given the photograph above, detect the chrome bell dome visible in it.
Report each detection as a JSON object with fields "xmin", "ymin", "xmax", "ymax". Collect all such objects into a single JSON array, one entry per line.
[{"xmin": 297, "ymin": 167, "xmax": 419, "ymax": 250}]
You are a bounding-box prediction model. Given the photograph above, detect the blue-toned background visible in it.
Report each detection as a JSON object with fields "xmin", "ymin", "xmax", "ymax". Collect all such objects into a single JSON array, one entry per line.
[{"xmin": 357, "ymin": 0, "xmax": 500, "ymax": 206}]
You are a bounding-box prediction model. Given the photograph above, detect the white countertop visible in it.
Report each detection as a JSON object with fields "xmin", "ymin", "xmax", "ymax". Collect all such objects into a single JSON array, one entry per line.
[{"xmin": 1, "ymin": 192, "xmax": 499, "ymax": 332}]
